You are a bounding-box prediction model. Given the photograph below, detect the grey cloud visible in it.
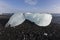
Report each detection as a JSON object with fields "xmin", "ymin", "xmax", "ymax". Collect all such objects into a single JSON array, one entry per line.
[{"xmin": 25, "ymin": 0, "xmax": 38, "ymax": 5}]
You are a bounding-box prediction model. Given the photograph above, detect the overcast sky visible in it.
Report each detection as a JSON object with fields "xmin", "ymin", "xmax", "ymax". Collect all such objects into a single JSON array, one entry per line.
[{"xmin": 0, "ymin": 0, "xmax": 60, "ymax": 14}]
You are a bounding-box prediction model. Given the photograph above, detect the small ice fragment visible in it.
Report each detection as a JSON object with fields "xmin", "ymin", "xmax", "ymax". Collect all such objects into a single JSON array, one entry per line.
[
  {"xmin": 24, "ymin": 13, "xmax": 52, "ymax": 27},
  {"xmin": 44, "ymin": 33, "xmax": 48, "ymax": 36},
  {"xmin": 5, "ymin": 13, "xmax": 25, "ymax": 27}
]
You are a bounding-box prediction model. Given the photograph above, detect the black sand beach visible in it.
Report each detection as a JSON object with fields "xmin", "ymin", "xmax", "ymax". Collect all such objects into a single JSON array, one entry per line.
[{"xmin": 0, "ymin": 15, "xmax": 60, "ymax": 40}]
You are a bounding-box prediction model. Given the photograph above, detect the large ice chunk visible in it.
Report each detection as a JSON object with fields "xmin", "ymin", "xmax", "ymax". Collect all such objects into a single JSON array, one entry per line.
[
  {"xmin": 24, "ymin": 13, "xmax": 52, "ymax": 27},
  {"xmin": 5, "ymin": 13, "xmax": 25, "ymax": 27}
]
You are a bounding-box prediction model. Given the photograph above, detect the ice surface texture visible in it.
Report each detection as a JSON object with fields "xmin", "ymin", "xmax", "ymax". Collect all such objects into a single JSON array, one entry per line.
[
  {"xmin": 5, "ymin": 13, "xmax": 25, "ymax": 27},
  {"xmin": 24, "ymin": 13, "xmax": 52, "ymax": 27},
  {"xmin": 5, "ymin": 12, "xmax": 52, "ymax": 27}
]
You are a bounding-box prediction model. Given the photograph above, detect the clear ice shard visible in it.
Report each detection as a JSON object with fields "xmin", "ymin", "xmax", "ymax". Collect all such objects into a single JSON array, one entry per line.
[
  {"xmin": 5, "ymin": 13, "xmax": 25, "ymax": 27},
  {"xmin": 5, "ymin": 12, "xmax": 52, "ymax": 27},
  {"xmin": 24, "ymin": 12, "xmax": 52, "ymax": 27}
]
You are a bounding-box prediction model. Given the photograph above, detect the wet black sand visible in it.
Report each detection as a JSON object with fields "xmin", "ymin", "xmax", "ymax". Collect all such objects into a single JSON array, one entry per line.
[{"xmin": 0, "ymin": 16, "xmax": 60, "ymax": 40}]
